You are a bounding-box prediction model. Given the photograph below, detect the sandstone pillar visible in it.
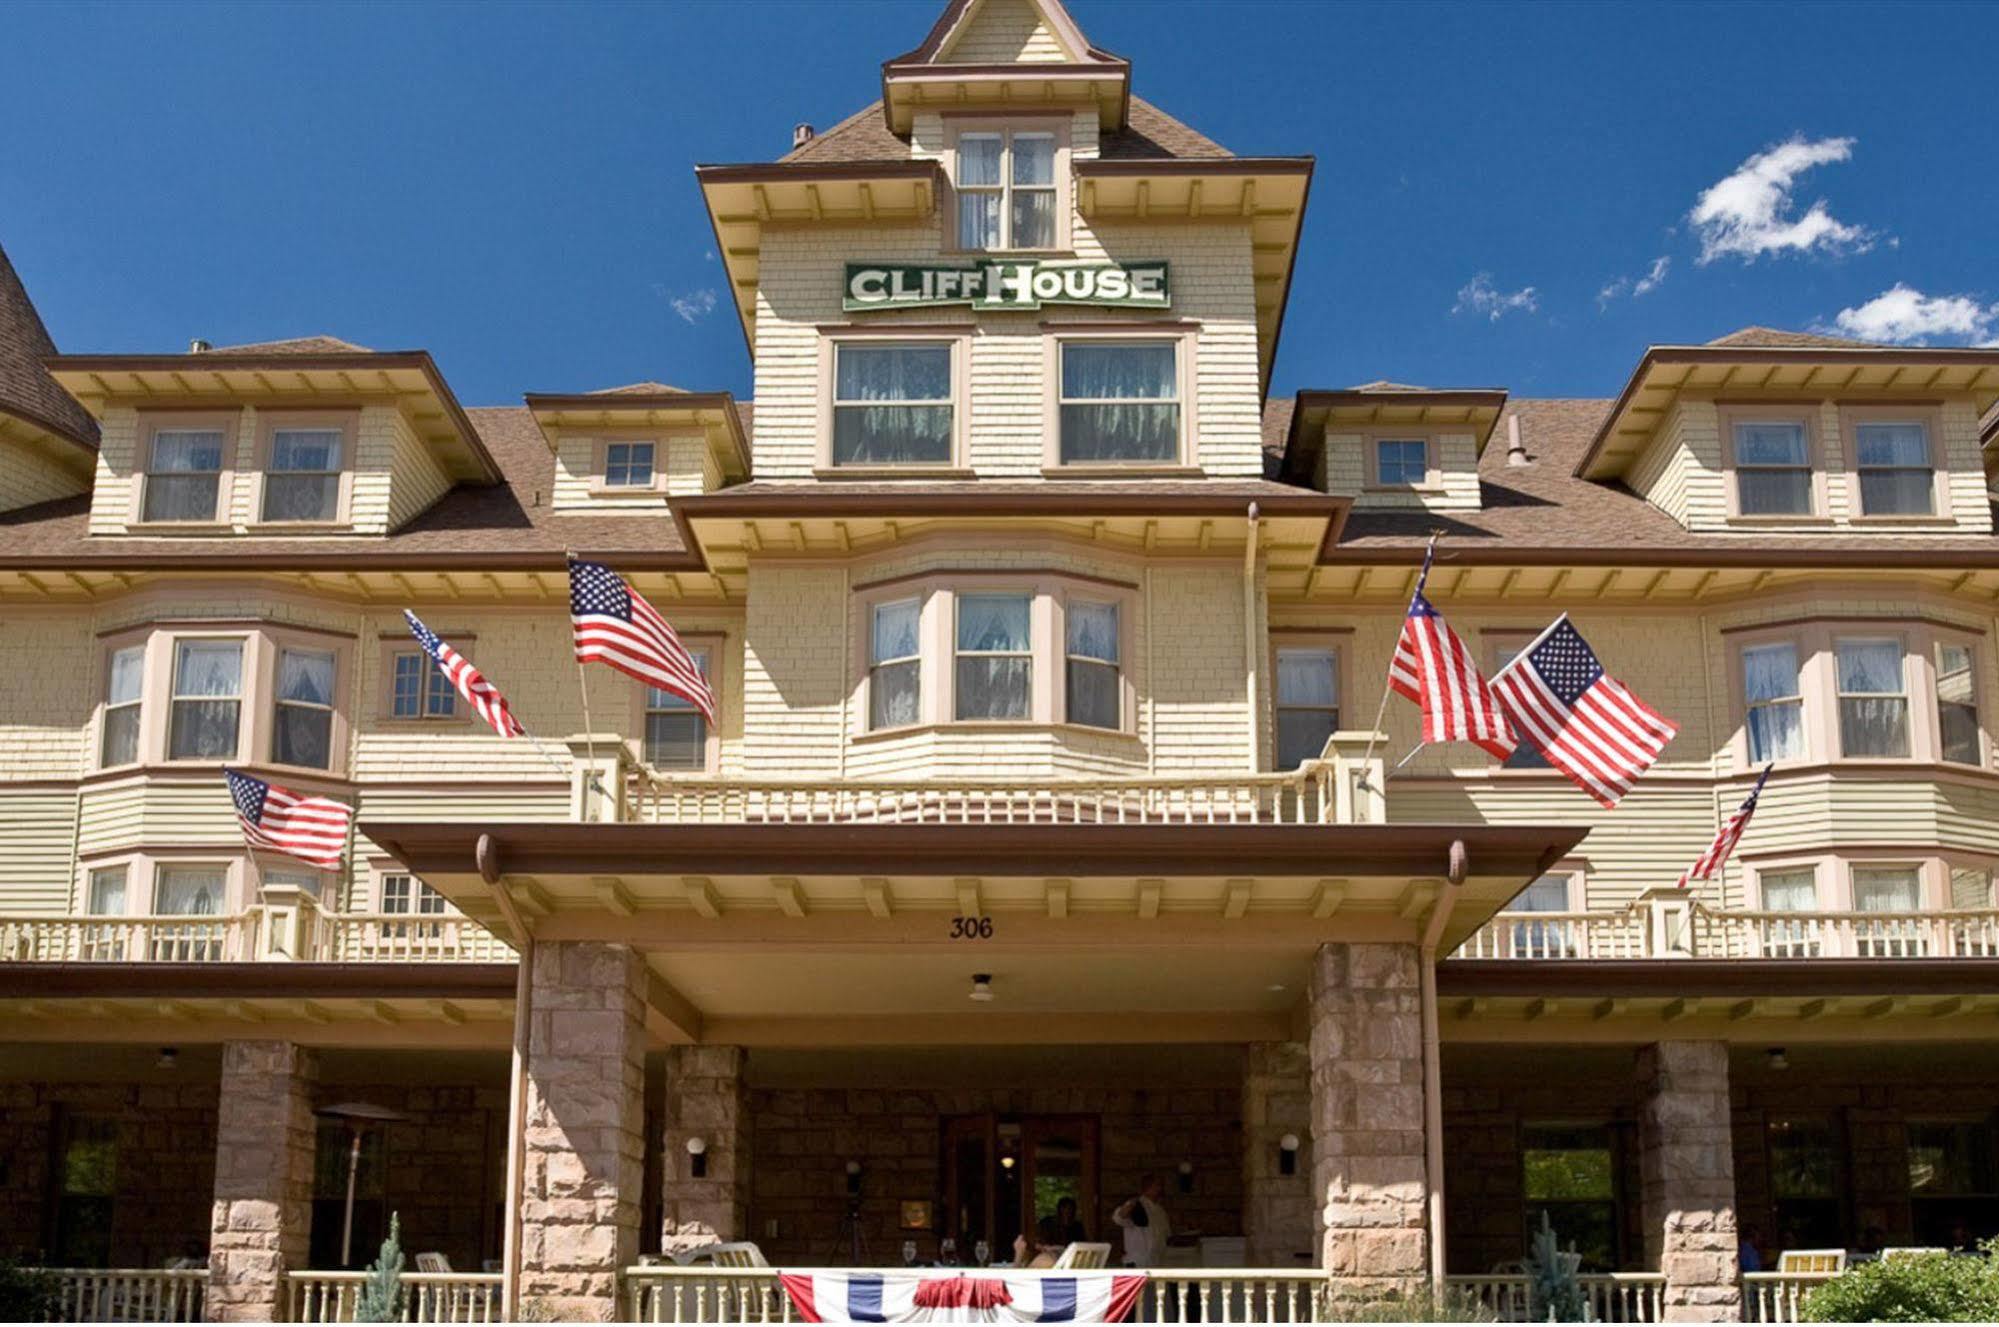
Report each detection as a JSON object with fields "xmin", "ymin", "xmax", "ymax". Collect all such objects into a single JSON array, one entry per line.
[
  {"xmin": 1242, "ymin": 1041, "xmax": 1313, "ymax": 1267},
  {"xmin": 519, "ymin": 942, "xmax": 647, "ymax": 1321},
  {"xmin": 661, "ymin": 1045, "xmax": 751, "ymax": 1255},
  {"xmin": 205, "ymin": 1040, "xmax": 317, "ymax": 1322},
  {"xmin": 1309, "ymin": 943, "xmax": 1429, "ymax": 1290},
  {"xmin": 1637, "ymin": 1041, "xmax": 1741, "ymax": 1321}
]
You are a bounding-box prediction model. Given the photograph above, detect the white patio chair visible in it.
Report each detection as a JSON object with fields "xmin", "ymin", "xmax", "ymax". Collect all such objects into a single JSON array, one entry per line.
[
  {"xmin": 1882, "ymin": 1247, "xmax": 1947, "ymax": 1262},
  {"xmin": 1777, "ymin": 1249, "xmax": 1847, "ymax": 1274},
  {"xmin": 415, "ymin": 1252, "xmax": 452, "ymax": 1273},
  {"xmin": 707, "ymin": 1241, "xmax": 771, "ymax": 1268},
  {"xmin": 1052, "ymin": 1242, "xmax": 1111, "ymax": 1269}
]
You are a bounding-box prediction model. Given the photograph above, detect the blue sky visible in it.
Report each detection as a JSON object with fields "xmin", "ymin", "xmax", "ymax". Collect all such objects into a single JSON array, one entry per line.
[{"xmin": 4, "ymin": 0, "xmax": 1996, "ymax": 407}]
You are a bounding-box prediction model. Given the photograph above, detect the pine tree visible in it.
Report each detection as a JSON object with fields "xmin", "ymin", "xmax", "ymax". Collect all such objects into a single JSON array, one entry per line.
[
  {"xmin": 354, "ymin": 1211, "xmax": 405, "ymax": 1324},
  {"xmin": 1525, "ymin": 1212, "xmax": 1590, "ymax": 1322}
]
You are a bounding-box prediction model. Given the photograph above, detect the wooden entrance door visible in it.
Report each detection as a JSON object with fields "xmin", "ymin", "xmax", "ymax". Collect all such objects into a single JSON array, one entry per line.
[{"xmin": 941, "ymin": 1114, "xmax": 1100, "ymax": 1256}]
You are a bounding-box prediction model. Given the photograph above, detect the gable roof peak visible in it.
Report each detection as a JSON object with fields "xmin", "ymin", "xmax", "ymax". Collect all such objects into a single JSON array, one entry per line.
[
  {"xmin": 0, "ymin": 241, "xmax": 98, "ymax": 450},
  {"xmin": 202, "ymin": 334, "xmax": 375, "ymax": 356},
  {"xmin": 1706, "ymin": 325, "xmax": 1882, "ymax": 350},
  {"xmin": 900, "ymin": 0, "xmax": 1112, "ymax": 67}
]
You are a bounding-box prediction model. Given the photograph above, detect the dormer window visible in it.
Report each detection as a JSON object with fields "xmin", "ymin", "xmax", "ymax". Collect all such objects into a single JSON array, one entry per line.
[
  {"xmin": 1731, "ymin": 419, "xmax": 1813, "ymax": 516},
  {"xmin": 141, "ymin": 422, "xmax": 228, "ymax": 523},
  {"xmin": 1374, "ymin": 439, "xmax": 1429, "ymax": 487},
  {"xmin": 262, "ymin": 428, "xmax": 343, "ymax": 522},
  {"xmin": 949, "ymin": 120, "xmax": 1067, "ymax": 253},
  {"xmin": 603, "ymin": 441, "xmax": 655, "ymax": 489},
  {"xmin": 1852, "ymin": 420, "xmax": 1934, "ymax": 516}
]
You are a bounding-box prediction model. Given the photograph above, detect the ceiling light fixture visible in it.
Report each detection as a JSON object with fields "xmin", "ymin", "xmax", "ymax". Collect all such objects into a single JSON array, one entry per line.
[
  {"xmin": 1768, "ymin": 1047, "xmax": 1790, "ymax": 1072},
  {"xmin": 969, "ymin": 973, "xmax": 994, "ymax": 1002},
  {"xmin": 155, "ymin": 1047, "xmax": 178, "ymax": 1072}
]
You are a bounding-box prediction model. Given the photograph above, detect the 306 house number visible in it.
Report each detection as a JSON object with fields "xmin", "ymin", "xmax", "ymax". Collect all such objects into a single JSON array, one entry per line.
[{"xmin": 950, "ymin": 916, "xmax": 995, "ymax": 939}]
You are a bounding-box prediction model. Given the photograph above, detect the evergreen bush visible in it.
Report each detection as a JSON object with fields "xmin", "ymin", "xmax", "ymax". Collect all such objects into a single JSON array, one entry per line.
[
  {"xmin": 1526, "ymin": 1211, "xmax": 1590, "ymax": 1322},
  {"xmin": 353, "ymin": 1212, "xmax": 405, "ymax": 1324}
]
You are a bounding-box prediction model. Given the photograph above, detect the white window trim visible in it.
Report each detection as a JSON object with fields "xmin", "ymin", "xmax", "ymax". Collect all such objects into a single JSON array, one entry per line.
[
  {"xmin": 1042, "ymin": 328, "xmax": 1200, "ymax": 473},
  {"xmin": 248, "ymin": 409, "xmax": 359, "ymax": 529},
  {"xmin": 1841, "ymin": 404, "xmax": 1950, "ymax": 524},
  {"xmin": 943, "ymin": 115, "xmax": 1072, "ymax": 255},
  {"xmin": 633, "ymin": 638, "xmax": 720, "ymax": 773},
  {"xmin": 1718, "ymin": 403, "xmax": 1828, "ymax": 524},
  {"xmin": 815, "ymin": 329, "xmax": 972, "ymax": 475},
  {"xmin": 131, "ymin": 411, "xmax": 239, "ymax": 530}
]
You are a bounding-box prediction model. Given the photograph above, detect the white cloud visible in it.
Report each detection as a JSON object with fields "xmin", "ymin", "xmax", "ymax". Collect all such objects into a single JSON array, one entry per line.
[
  {"xmin": 1452, "ymin": 273, "xmax": 1538, "ymax": 321},
  {"xmin": 1689, "ymin": 136, "xmax": 1873, "ymax": 264},
  {"xmin": 1598, "ymin": 255, "xmax": 1671, "ymax": 307},
  {"xmin": 1824, "ymin": 283, "xmax": 1999, "ymax": 345},
  {"xmin": 669, "ymin": 289, "xmax": 718, "ymax": 324}
]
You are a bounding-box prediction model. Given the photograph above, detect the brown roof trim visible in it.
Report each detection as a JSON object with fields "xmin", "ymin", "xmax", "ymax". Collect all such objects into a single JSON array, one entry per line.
[
  {"xmin": 46, "ymin": 349, "xmax": 498, "ymax": 482},
  {"xmin": 1440, "ymin": 957, "xmax": 1999, "ymax": 999},
  {"xmin": 523, "ymin": 389, "xmax": 751, "ymax": 476},
  {"xmin": 674, "ymin": 486, "xmax": 1345, "ymax": 523},
  {"xmin": 1282, "ymin": 387, "xmax": 1509, "ymax": 485},
  {"xmin": 365, "ymin": 820, "xmax": 1586, "ymax": 882},
  {"xmin": 1074, "ymin": 156, "xmax": 1312, "ymax": 178},
  {"xmin": 1578, "ymin": 344, "xmax": 1999, "ymax": 478},
  {"xmin": 0, "ymin": 398, "xmax": 99, "ymax": 456},
  {"xmin": 1316, "ymin": 542, "xmax": 1999, "ymax": 570},
  {"xmin": 0, "ymin": 961, "xmax": 517, "ymax": 1001},
  {"xmin": 694, "ymin": 160, "xmax": 946, "ymax": 186},
  {"xmin": 0, "ymin": 536, "xmax": 709, "ymax": 575}
]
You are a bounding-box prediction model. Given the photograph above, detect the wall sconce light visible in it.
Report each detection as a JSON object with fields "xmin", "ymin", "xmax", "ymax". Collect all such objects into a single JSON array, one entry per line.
[
  {"xmin": 1177, "ymin": 1160, "xmax": 1194, "ymax": 1194},
  {"xmin": 846, "ymin": 1159, "xmax": 864, "ymax": 1196},
  {"xmin": 1279, "ymin": 1133, "xmax": 1301, "ymax": 1176},
  {"xmin": 1767, "ymin": 1048, "xmax": 1790, "ymax": 1072},
  {"xmin": 686, "ymin": 1136, "xmax": 708, "ymax": 1179},
  {"xmin": 155, "ymin": 1047, "xmax": 179, "ymax": 1072}
]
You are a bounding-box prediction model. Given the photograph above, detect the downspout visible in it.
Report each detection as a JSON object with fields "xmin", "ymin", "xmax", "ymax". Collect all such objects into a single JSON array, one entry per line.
[
  {"xmin": 479, "ymin": 833, "xmax": 533, "ymax": 1322},
  {"xmin": 1243, "ymin": 502, "xmax": 1262, "ymax": 772},
  {"xmin": 1419, "ymin": 839, "xmax": 1468, "ymax": 1289}
]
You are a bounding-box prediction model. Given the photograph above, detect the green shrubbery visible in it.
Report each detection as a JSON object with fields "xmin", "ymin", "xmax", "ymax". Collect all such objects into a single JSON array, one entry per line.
[
  {"xmin": 1800, "ymin": 1243, "xmax": 1999, "ymax": 1323},
  {"xmin": 0, "ymin": 1258, "xmax": 59, "ymax": 1321}
]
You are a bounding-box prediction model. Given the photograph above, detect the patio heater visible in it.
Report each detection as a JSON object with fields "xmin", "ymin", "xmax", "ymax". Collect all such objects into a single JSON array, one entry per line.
[{"xmin": 315, "ymin": 1101, "xmax": 410, "ymax": 1267}]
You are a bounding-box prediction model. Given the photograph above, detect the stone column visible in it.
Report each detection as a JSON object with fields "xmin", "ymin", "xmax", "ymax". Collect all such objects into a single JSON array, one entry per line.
[
  {"xmin": 520, "ymin": 942, "xmax": 647, "ymax": 1322},
  {"xmin": 205, "ymin": 1041, "xmax": 317, "ymax": 1322},
  {"xmin": 1308, "ymin": 943, "xmax": 1429, "ymax": 1291},
  {"xmin": 1637, "ymin": 1041, "xmax": 1741, "ymax": 1322},
  {"xmin": 1242, "ymin": 1041, "xmax": 1313, "ymax": 1267},
  {"xmin": 660, "ymin": 1046, "xmax": 751, "ymax": 1255}
]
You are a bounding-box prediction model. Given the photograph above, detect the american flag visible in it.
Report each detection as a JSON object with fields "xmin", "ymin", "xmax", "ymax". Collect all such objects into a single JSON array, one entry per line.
[
  {"xmin": 225, "ymin": 769, "xmax": 352, "ymax": 870},
  {"xmin": 1679, "ymin": 765, "xmax": 1772, "ymax": 887},
  {"xmin": 403, "ymin": 610, "xmax": 526, "ymax": 739},
  {"xmin": 1491, "ymin": 615, "xmax": 1679, "ymax": 807},
  {"xmin": 568, "ymin": 559, "xmax": 716, "ymax": 722},
  {"xmin": 1388, "ymin": 547, "xmax": 1518, "ymax": 761}
]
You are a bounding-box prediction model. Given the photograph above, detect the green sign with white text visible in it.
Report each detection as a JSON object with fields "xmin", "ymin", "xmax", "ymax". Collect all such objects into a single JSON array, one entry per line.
[{"xmin": 844, "ymin": 260, "xmax": 1170, "ymax": 313}]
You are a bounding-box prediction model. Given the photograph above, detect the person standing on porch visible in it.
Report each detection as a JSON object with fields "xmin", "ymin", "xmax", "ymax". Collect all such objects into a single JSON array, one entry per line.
[{"xmin": 1113, "ymin": 1175, "xmax": 1172, "ymax": 1268}]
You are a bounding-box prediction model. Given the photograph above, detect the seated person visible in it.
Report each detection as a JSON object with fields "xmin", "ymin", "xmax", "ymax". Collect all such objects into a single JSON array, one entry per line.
[
  {"xmin": 1011, "ymin": 1234, "xmax": 1059, "ymax": 1269},
  {"xmin": 1037, "ymin": 1197, "xmax": 1088, "ymax": 1249}
]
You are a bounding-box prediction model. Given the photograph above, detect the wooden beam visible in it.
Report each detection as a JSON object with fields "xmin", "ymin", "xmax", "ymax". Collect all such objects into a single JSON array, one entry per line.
[
  {"xmin": 593, "ymin": 877, "xmax": 635, "ymax": 918},
  {"xmin": 1397, "ymin": 881, "xmax": 1438, "ymax": 921},
  {"xmin": 1220, "ymin": 879, "xmax": 1252, "ymax": 920},
  {"xmin": 1523, "ymin": 998, "xmax": 1554, "ymax": 1021},
  {"xmin": 1136, "ymin": 879, "xmax": 1162, "ymax": 920},
  {"xmin": 507, "ymin": 878, "xmax": 552, "ymax": 918},
  {"xmin": 1045, "ymin": 879, "xmax": 1070, "ymax": 920},
  {"xmin": 1310, "ymin": 880, "xmax": 1346, "ymax": 918},
  {"xmin": 1591, "ymin": 998, "xmax": 1627, "ymax": 1022},
  {"xmin": 862, "ymin": 877, "xmax": 893, "ymax": 919},
  {"xmin": 1661, "ymin": 997, "xmax": 1699, "ymax": 1022},
  {"xmin": 643, "ymin": 971, "xmax": 704, "ymax": 1043},
  {"xmin": 1728, "ymin": 998, "xmax": 1761, "ymax": 1022},
  {"xmin": 955, "ymin": 878, "xmax": 983, "ymax": 918},
  {"xmin": 1863, "ymin": 996, "xmax": 1906, "ymax": 1020},
  {"xmin": 1453, "ymin": 997, "xmax": 1486, "ymax": 1020},
  {"xmin": 435, "ymin": 1000, "xmax": 466, "ymax": 1026},
  {"xmin": 370, "ymin": 1001, "xmax": 401, "ymax": 1025},
  {"xmin": 684, "ymin": 876, "xmax": 721, "ymax": 920},
  {"xmin": 773, "ymin": 877, "xmax": 807, "ymax": 919}
]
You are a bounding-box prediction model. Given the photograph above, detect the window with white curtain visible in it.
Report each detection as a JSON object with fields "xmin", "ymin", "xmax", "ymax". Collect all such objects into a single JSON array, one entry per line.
[
  {"xmin": 153, "ymin": 865, "xmax": 226, "ymax": 960},
  {"xmin": 101, "ymin": 645, "xmax": 144, "ymax": 767},
  {"xmin": 603, "ymin": 440, "xmax": 655, "ymax": 488},
  {"xmin": 379, "ymin": 872, "xmax": 446, "ymax": 940},
  {"xmin": 1950, "ymin": 865, "xmax": 1994, "ymax": 910},
  {"xmin": 1853, "ymin": 865, "xmax": 1926, "ymax": 957},
  {"xmin": 87, "ymin": 867, "xmax": 127, "ymax": 916},
  {"xmin": 1058, "ymin": 341, "xmax": 1180, "ymax": 464},
  {"xmin": 955, "ymin": 594, "xmax": 1032, "ymax": 720},
  {"xmin": 142, "ymin": 429, "xmax": 226, "ymax": 522},
  {"xmin": 1836, "ymin": 638, "xmax": 1909, "ymax": 758},
  {"xmin": 1275, "ymin": 648, "xmax": 1339, "ymax": 769},
  {"xmin": 1064, "ymin": 601, "xmax": 1120, "ymax": 730},
  {"xmin": 83, "ymin": 866, "xmax": 129, "ymax": 962},
  {"xmin": 1503, "ymin": 873, "xmax": 1577, "ymax": 958},
  {"xmin": 1759, "ymin": 866, "xmax": 1821, "ymax": 959},
  {"xmin": 955, "ymin": 127, "xmax": 1057, "ymax": 251},
  {"xmin": 1733, "ymin": 420, "xmax": 1813, "ymax": 515},
  {"xmin": 869, "ymin": 599, "xmax": 922, "ymax": 731},
  {"xmin": 1936, "ymin": 641, "xmax": 1980, "ymax": 765},
  {"xmin": 644, "ymin": 648, "xmax": 710, "ymax": 770},
  {"xmin": 390, "ymin": 650, "xmax": 456, "ymax": 720},
  {"xmin": 273, "ymin": 648, "xmax": 336, "ymax": 769},
  {"xmin": 168, "ymin": 640, "xmax": 244, "ymax": 760},
  {"xmin": 833, "ymin": 343, "xmax": 954, "ymax": 465},
  {"xmin": 1854, "ymin": 421, "xmax": 1934, "ymax": 515},
  {"xmin": 262, "ymin": 428, "xmax": 343, "ymax": 522},
  {"xmin": 1743, "ymin": 642, "xmax": 1806, "ymax": 763}
]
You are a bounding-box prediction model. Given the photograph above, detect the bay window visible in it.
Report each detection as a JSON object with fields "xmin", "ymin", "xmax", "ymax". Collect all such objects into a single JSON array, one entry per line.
[
  {"xmin": 1853, "ymin": 420, "xmax": 1934, "ymax": 516},
  {"xmin": 869, "ymin": 598, "xmax": 922, "ymax": 731},
  {"xmin": 169, "ymin": 640, "xmax": 244, "ymax": 760},
  {"xmin": 262, "ymin": 427, "xmax": 344, "ymax": 522},
  {"xmin": 273, "ymin": 648, "xmax": 337, "ymax": 769},
  {"xmin": 82, "ymin": 866, "xmax": 129, "ymax": 961},
  {"xmin": 1852, "ymin": 865, "xmax": 1925, "ymax": 957},
  {"xmin": 1064, "ymin": 600, "xmax": 1120, "ymax": 729},
  {"xmin": 832, "ymin": 342, "xmax": 954, "ymax": 466},
  {"xmin": 1732, "ymin": 419, "xmax": 1814, "ymax": 516},
  {"xmin": 1759, "ymin": 867, "xmax": 1821, "ymax": 958},
  {"xmin": 1057, "ymin": 341, "xmax": 1181, "ymax": 464},
  {"xmin": 955, "ymin": 594, "xmax": 1032, "ymax": 720},
  {"xmin": 1275, "ymin": 647, "xmax": 1339, "ymax": 769},
  {"xmin": 153, "ymin": 865, "xmax": 226, "ymax": 961},
  {"xmin": 1835, "ymin": 637, "xmax": 1909, "ymax": 757},
  {"xmin": 954, "ymin": 125, "xmax": 1059, "ymax": 252},
  {"xmin": 100, "ymin": 645, "xmax": 143, "ymax": 767},
  {"xmin": 1742, "ymin": 642, "xmax": 1805, "ymax": 763},
  {"xmin": 141, "ymin": 426, "xmax": 227, "ymax": 523},
  {"xmin": 1936, "ymin": 641, "xmax": 1981, "ymax": 765},
  {"xmin": 644, "ymin": 647, "xmax": 711, "ymax": 770}
]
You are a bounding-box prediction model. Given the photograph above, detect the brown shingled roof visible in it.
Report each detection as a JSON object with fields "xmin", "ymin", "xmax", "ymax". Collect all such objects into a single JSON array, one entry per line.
[
  {"xmin": 204, "ymin": 335, "xmax": 373, "ymax": 355},
  {"xmin": 1706, "ymin": 326, "xmax": 1882, "ymax": 350},
  {"xmin": 783, "ymin": 94, "xmax": 1230, "ymax": 165},
  {"xmin": 590, "ymin": 381, "xmax": 688, "ymax": 396},
  {"xmin": 0, "ymin": 243, "xmax": 97, "ymax": 450}
]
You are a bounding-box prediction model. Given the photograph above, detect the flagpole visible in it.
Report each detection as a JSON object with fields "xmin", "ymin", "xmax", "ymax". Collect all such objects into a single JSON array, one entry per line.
[{"xmin": 1355, "ymin": 534, "xmax": 1440, "ymax": 798}]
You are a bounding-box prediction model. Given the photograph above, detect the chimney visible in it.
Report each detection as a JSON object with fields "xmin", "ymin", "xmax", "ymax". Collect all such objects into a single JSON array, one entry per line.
[
  {"xmin": 1505, "ymin": 413, "xmax": 1529, "ymax": 466},
  {"xmin": 188, "ymin": 338, "xmax": 211, "ymax": 354},
  {"xmin": 792, "ymin": 123, "xmax": 816, "ymax": 150}
]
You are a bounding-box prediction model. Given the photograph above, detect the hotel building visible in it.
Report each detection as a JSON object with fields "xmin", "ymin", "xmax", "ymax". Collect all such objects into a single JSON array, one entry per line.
[{"xmin": 2, "ymin": 0, "xmax": 1998, "ymax": 1320}]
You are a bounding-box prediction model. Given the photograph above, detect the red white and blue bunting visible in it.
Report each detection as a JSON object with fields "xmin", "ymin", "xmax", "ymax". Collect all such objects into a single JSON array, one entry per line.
[{"xmin": 779, "ymin": 1270, "xmax": 1146, "ymax": 1324}]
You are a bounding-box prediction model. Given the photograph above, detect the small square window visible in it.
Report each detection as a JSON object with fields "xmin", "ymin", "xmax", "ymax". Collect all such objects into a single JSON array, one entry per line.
[
  {"xmin": 1374, "ymin": 439, "xmax": 1427, "ymax": 486},
  {"xmin": 390, "ymin": 652, "xmax": 457, "ymax": 720},
  {"xmin": 604, "ymin": 441, "xmax": 656, "ymax": 489}
]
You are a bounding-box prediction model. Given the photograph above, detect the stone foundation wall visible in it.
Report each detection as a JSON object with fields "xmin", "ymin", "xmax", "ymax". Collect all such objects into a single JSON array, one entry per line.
[
  {"xmin": 0, "ymin": 1080, "xmax": 218, "ymax": 1265},
  {"xmin": 748, "ymin": 1084, "xmax": 1243, "ymax": 1266}
]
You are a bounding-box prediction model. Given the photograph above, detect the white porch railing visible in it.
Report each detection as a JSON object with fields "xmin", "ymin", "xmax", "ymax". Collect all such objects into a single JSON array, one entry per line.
[
  {"xmin": 624, "ymin": 1267, "xmax": 790, "ymax": 1322},
  {"xmin": 309, "ymin": 912, "xmax": 515, "ymax": 964},
  {"xmin": 1445, "ymin": 1272, "xmax": 1666, "ymax": 1322},
  {"xmin": 287, "ymin": 1270, "xmax": 504, "ymax": 1323},
  {"xmin": 1455, "ymin": 896, "xmax": 1999, "ymax": 962},
  {"xmin": 43, "ymin": 1268, "xmax": 207, "ymax": 1322},
  {"xmin": 1741, "ymin": 1270, "xmax": 1838, "ymax": 1323},
  {"xmin": 0, "ymin": 913, "xmax": 257, "ymax": 964}
]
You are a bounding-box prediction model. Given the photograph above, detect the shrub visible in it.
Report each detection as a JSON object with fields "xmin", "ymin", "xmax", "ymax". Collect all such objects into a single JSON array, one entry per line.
[
  {"xmin": 1800, "ymin": 1243, "xmax": 1999, "ymax": 1323},
  {"xmin": 353, "ymin": 1212, "xmax": 405, "ymax": 1324},
  {"xmin": 0, "ymin": 1258, "xmax": 60, "ymax": 1321},
  {"xmin": 1526, "ymin": 1212, "xmax": 1590, "ymax": 1322}
]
